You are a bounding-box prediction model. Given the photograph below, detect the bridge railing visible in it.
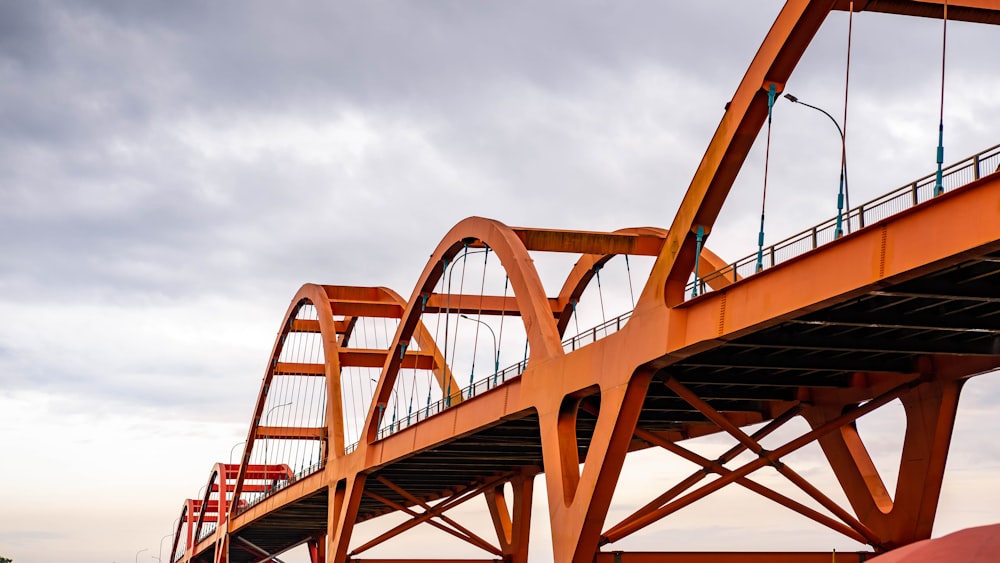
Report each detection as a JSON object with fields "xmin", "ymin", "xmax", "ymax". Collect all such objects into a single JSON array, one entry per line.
[
  {"xmin": 234, "ymin": 459, "xmax": 327, "ymax": 516},
  {"xmin": 363, "ymin": 357, "xmax": 529, "ymax": 447},
  {"xmin": 228, "ymin": 308, "xmax": 638, "ymax": 517},
  {"xmin": 196, "ymin": 522, "xmax": 216, "ymax": 543},
  {"xmin": 354, "ymin": 310, "xmax": 637, "ymax": 449},
  {"xmin": 563, "ymin": 311, "xmax": 633, "ymax": 352},
  {"xmin": 230, "ymin": 143, "xmax": 1000, "ymax": 516},
  {"xmin": 687, "ymin": 143, "xmax": 1000, "ymax": 297}
]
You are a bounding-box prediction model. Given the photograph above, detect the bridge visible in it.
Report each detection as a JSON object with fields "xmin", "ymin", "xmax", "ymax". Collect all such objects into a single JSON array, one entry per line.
[{"xmin": 167, "ymin": 2, "xmax": 1000, "ymax": 562}]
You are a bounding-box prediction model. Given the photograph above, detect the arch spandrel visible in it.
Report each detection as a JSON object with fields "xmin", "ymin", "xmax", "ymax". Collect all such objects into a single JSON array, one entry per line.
[
  {"xmin": 372, "ymin": 286, "xmax": 457, "ymax": 396},
  {"xmin": 232, "ymin": 284, "xmax": 346, "ymax": 512},
  {"xmin": 553, "ymin": 227, "xmax": 666, "ymax": 336},
  {"xmin": 343, "ymin": 284, "xmax": 459, "ymax": 457},
  {"xmin": 362, "ymin": 216, "xmax": 565, "ymax": 445},
  {"xmin": 554, "ymin": 227, "xmax": 736, "ymax": 336}
]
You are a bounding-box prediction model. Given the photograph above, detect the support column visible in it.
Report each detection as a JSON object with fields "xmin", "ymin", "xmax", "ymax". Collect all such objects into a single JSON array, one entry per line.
[
  {"xmin": 327, "ymin": 474, "xmax": 366, "ymax": 562},
  {"xmin": 486, "ymin": 470, "xmax": 536, "ymax": 563},
  {"xmin": 213, "ymin": 535, "xmax": 228, "ymax": 563},
  {"xmin": 890, "ymin": 375, "xmax": 964, "ymax": 545},
  {"xmin": 802, "ymin": 375, "xmax": 964, "ymax": 549},
  {"xmin": 308, "ymin": 534, "xmax": 327, "ymax": 563},
  {"xmin": 539, "ymin": 373, "xmax": 652, "ymax": 563}
]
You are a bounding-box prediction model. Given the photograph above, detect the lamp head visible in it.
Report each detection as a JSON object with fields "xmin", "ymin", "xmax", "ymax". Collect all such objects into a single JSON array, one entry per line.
[{"xmin": 783, "ymin": 93, "xmax": 799, "ymax": 103}]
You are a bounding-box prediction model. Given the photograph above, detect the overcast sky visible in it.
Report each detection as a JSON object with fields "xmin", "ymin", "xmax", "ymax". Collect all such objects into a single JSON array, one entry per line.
[{"xmin": 1, "ymin": 2, "xmax": 998, "ymax": 562}]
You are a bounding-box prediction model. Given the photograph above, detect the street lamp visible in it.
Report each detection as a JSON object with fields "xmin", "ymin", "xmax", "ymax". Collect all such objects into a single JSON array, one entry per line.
[
  {"xmin": 459, "ymin": 314, "xmax": 500, "ymax": 386},
  {"xmin": 371, "ymin": 378, "xmax": 402, "ymax": 429},
  {"xmin": 263, "ymin": 401, "xmax": 293, "ymax": 467},
  {"xmin": 784, "ymin": 93, "xmax": 851, "ymax": 238},
  {"xmin": 442, "ymin": 247, "xmax": 490, "ymax": 406},
  {"xmin": 229, "ymin": 440, "xmax": 245, "ymax": 464},
  {"xmin": 157, "ymin": 529, "xmax": 175, "ymax": 563},
  {"xmin": 135, "ymin": 548, "xmax": 149, "ymax": 563}
]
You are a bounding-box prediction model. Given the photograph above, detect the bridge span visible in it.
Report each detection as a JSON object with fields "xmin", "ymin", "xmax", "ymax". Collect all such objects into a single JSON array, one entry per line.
[{"xmin": 168, "ymin": 1, "xmax": 1000, "ymax": 562}]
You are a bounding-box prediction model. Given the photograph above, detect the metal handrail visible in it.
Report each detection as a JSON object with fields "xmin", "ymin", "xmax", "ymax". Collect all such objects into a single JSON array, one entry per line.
[
  {"xmin": 233, "ymin": 145, "xmax": 1000, "ymax": 512},
  {"xmin": 234, "ymin": 459, "xmax": 327, "ymax": 515},
  {"xmin": 351, "ymin": 310, "xmax": 636, "ymax": 448},
  {"xmin": 686, "ymin": 143, "xmax": 1000, "ymax": 297}
]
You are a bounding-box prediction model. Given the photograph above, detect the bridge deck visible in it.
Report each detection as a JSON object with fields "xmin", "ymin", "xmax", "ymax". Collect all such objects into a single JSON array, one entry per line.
[
  {"xmin": 198, "ymin": 168, "xmax": 1000, "ymax": 563},
  {"xmin": 169, "ymin": 3, "xmax": 1000, "ymax": 556}
]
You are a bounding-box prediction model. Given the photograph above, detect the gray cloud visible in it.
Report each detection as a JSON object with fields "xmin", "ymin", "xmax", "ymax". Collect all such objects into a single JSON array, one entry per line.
[
  {"xmin": 1, "ymin": 3, "xmax": 998, "ymax": 560},
  {"xmin": 2, "ymin": 1, "xmax": 996, "ymax": 410}
]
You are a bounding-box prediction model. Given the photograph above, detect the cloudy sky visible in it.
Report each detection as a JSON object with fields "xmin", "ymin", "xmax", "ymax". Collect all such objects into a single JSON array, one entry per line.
[{"xmin": 1, "ymin": 1, "xmax": 998, "ymax": 562}]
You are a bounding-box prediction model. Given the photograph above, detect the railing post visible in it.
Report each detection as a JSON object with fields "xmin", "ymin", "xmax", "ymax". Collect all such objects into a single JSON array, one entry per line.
[
  {"xmin": 811, "ymin": 226, "xmax": 817, "ymax": 249},
  {"xmin": 974, "ymin": 153, "xmax": 981, "ymax": 180},
  {"xmin": 911, "ymin": 182, "xmax": 919, "ymax": 206},
  {"xmin": 858, "ymin": 204, "xmax": 865, "ymax": 229},
  {"xmin": 769, "ymin": 245, "xmax": 775, "ymax": 267}
]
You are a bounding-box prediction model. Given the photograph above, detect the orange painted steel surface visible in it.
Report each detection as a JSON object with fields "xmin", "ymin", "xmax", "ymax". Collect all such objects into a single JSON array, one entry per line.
[
  {"xmin": 166, "ymin": 1, "xmax": 1000, "ymax": 562},
  {"xmin": 594, "ymin": 554, "xmax": 866, "ymax": 563}
]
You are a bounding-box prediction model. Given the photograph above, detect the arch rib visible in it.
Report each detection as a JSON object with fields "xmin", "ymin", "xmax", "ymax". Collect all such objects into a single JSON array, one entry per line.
[
  {"xmin": 232, "ymin": 283, "xmax": 453, "ymax": 516},
  {"xmin": 230, "ymin": 284, "xmax": 344, "ymax": 513},
  {"xmin": 362, "ymin": 217, "xmax": 564, "ymax": 446},
  {"xmin": 640, "ymin": 0, "xmax": 835, "ymax": 308},
  {"xmin": 554, "ymin": 227, "xmax": 736, "ymax": 336}
]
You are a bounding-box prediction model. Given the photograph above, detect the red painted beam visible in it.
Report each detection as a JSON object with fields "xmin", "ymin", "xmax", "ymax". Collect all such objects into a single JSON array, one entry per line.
[{"xmin": 594, "ymin": 553, "xmax": 869, "ymax": 563}]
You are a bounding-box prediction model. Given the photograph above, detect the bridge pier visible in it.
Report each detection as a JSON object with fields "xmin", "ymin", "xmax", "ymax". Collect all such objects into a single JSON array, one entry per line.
[
  {"xmin": 539, "ymin": 373, "xmax": 654, "ymax": 563},
  {"xmin": 328, "ymin": 475, "xmax": 366, "ymax": 563},
  {"xmin": 802, "ymin": 370, "xmax": 965, "ymax": 551},
  {"xmin": 308, "ymin": 534, "xmax": 326, "ymax": 563},
  {"xmin": 485, "ymin": 470, "xmax": 536, "ymax": 563}
]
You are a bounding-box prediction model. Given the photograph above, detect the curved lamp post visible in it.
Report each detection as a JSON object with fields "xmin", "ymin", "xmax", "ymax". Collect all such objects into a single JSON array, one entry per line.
[
  {"xmin": 262, "ymin": 401, "xmax": 293, "ymax": 467},
  {"xmin": 784, "ymin": 93, "xmax": 850, "ymax": 237},
  {"xmin": 157, "ymin": 529, "xmax": 175, "ymax": 563},
  {"xmin": 229, "ymin": 440, "xmax": 245, "ymax": 464},
  {"xmin": 371, "ymin": 378, "xmax": 402, "ymax": 430},
  {"xmin": 459, "ymin": 314, "xmax": 500, "ymax": 386}
]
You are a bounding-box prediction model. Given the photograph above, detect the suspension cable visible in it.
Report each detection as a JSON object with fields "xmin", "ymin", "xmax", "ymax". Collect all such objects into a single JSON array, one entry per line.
[
  {"xmin": 624, "ymin": 255, "xmax": 636, "ymax": 308},
  {"xmin": 572, "ymin": 299, "xmax": 580, "ymax": 336},
  {"xmin": 841, "ymin": 1, "xmax": 854, "ymax": 226},
  {"xmin": 468, "ymin": 247, "xmax": 489, "ymax": 387},
  {"xmin": 384, "ymin": 318, "xmax": 398, "ymax": 426},
  {"xmin": 441, "ymin": 256, "xmax": 453, "ymax": 407},
  {"xmin": 934, "ymin": 0, "xmax": 949, "ymax": 196},
  {"xmin": 595, "ymin": 265, "xmax": 607, "ymax": 324},
  {"xmin": 691, "ymin": 226, "xmax": 705, "ymax": 298},
  {"xmin": 422, "ymin": 294, "xmax": 434, "ymax": 416},
  {"xmin": 496, "ymin": 275, "xmax": 509, "ymax": 381},
  {"xmin": 407, "ymin": 334, "xmax": 417, "ymax": 422},
  {"xmin": 303, "ymin": 307, "xmax": 322, "ymax": 465},
  {"xmin": 755, "ymin": 83, "xmax": 778, "ymax": 273},
  {"xmin": 451, "ymin": 243, "xmax": 470, "ymax": 399}
]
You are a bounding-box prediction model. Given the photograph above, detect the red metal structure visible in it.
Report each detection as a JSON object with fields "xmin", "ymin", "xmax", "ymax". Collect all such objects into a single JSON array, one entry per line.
[{"xmin": 168, "ymin": 1, "xmax": 1000, "ymax": 562}]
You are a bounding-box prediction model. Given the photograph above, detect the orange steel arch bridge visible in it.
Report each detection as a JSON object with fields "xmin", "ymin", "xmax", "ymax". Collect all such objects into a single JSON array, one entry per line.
[{"xmin": 168, "ymin": 2, "xmax": 1000, "ymax": 562}]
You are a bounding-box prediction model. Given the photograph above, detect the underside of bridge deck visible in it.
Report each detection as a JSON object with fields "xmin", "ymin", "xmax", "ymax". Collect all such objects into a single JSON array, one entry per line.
[
  {"xmin": 344, "ymin": 247, "xmax": 1000, "ymax": 555},
  {"xmin": 657, "ymin": 248, "xmax": 1000, "ymax": 419},
  {"xmin": 223, "ymin": 491, "xmax": 329, "ymax": 563}
]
